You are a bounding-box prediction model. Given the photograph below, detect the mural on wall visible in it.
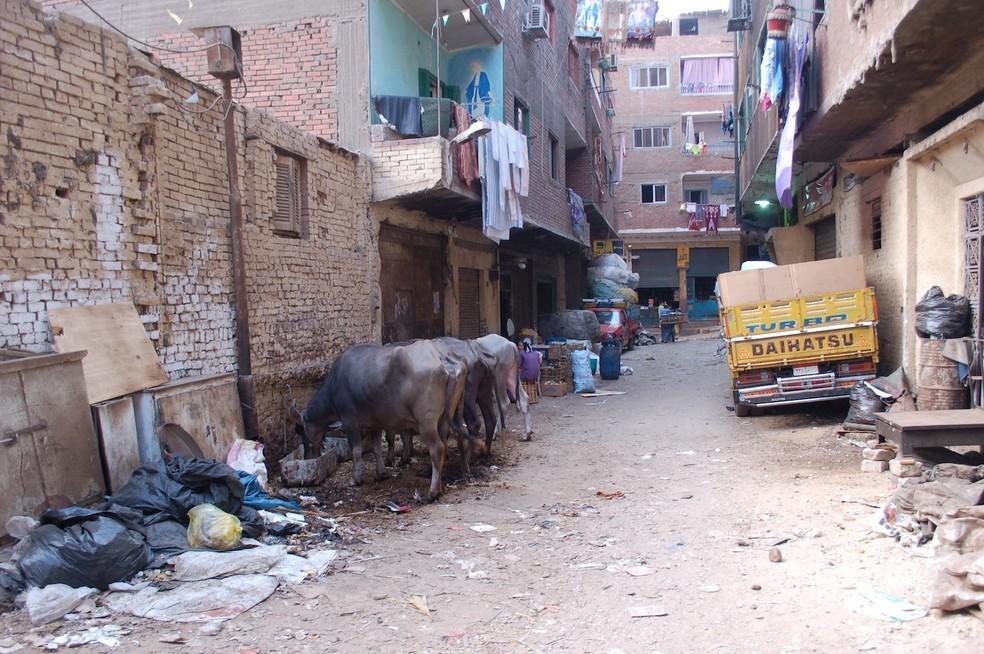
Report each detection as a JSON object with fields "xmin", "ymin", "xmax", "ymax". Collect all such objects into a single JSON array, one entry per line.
[
  {"xmin": 448, "ymin": 46, "xmax": 503, "ymax": 121},
  {"xmin": 626, "ymin": 1, "xmax": 658, "ymax": 40},
  {"xmin": 575, "ymin": 0, "xmax": 603, "ymax": 38}
]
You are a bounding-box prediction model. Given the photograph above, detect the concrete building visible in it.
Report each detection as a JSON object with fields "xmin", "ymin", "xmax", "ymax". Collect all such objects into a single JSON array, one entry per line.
[
  {"xmin": 734, "ymin": 0, "xmax": 984, "ymax": 378},
  {"xmin": 607, "ymin": 7, "xmax": 740, "ymax": 320},
  {"xmin": 46, "ymin": 0, "xmax": 619, "ymax": 340}
]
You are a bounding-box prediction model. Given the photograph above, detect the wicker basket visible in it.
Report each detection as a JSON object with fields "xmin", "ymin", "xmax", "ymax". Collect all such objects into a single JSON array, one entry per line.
[{"xmin": 522, "ymin": 380, "xmax": 540, "ymax": 404}]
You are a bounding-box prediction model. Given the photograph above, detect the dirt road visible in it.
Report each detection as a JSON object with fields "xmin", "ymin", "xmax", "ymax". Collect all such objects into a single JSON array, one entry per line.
[{"xmin": 7, "ymin": 337, "xmax": 982, "ymax": 652}]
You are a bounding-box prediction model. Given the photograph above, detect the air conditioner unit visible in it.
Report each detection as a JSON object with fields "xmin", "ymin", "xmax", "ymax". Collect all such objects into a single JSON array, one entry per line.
[
  {"xmin": 601, "ymin": 54, "xmax": 618, "ymax": 72},
  {"xmin": 524, "ymin": 3, "xmax": 550, "ymax": 39}
]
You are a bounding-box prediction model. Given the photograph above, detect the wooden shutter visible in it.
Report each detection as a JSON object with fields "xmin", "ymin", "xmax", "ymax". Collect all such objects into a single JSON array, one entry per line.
[
  {"xmin": 458, "ymin": 268, "xmax": 482, "ymax": 339},
  {"xmin": 813, "ymin": 215, "xmax": 837, "ymax": 260},
  {"xmin": 273, "ymin": 153, "xmax": 301, "ymax": 234}
]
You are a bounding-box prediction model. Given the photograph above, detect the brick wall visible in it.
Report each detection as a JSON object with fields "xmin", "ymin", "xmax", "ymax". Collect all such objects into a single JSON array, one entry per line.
[
  {"xmin": 610, "ymin": 12, "xmax": 736, "ymax": 232},
  {"xmin": 1, "ymin": 0, "xmax": 374, "ymax": 452}
]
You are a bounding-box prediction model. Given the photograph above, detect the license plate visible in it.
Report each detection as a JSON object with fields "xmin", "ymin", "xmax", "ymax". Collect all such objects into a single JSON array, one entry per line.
[{"xmin": 793, "ymin": 365, "xmax": 819, "ymax": 377}]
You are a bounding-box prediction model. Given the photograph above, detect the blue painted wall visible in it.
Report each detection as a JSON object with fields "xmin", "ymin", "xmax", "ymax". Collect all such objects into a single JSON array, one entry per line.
[
  {"xmin": 369, "ymin": 0, "xmax": 448, "ymax": 98},
  {"xmin": 447, "ymin": 45, "xmax": 504, "ymax": 121}
]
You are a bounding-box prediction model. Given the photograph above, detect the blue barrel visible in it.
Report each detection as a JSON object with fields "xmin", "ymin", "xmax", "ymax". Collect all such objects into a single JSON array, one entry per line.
[{"xmin": 599, "ymin": 342, "xmax": 621, "ymax": 380}]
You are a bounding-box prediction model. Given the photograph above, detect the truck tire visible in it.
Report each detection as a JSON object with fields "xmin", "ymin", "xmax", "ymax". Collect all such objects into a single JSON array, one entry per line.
[{"xmin": 734, "ymin": 402, "xmax": 751, "ymax": 418}]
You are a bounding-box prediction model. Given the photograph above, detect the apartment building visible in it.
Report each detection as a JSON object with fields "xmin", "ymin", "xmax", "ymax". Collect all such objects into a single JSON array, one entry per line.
[{"xmin": 609, "ymin": 8, "xmax": 740, "ymax": 319}]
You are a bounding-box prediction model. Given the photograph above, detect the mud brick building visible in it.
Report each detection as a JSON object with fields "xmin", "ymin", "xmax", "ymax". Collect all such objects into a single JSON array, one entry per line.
[{"xmin": 1, "ymin": 0, "xmax": 376, "ymax": 449}]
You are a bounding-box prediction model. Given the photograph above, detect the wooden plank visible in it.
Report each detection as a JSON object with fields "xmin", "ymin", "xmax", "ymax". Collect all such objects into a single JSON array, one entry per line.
[
  {"xmin": 49, "ymin": 303, "xmax": 168, "ymax": 404},
  {"xmin": 93, "ymin": 397, "xmax": 142, "ymax": 494},
  {"xmin": 0, "ymin": 370, "xmax": 48, "ymax": 534},
  {"xmin": 876, "ymin": 409, "xmax": 984, "ymax": 430}
]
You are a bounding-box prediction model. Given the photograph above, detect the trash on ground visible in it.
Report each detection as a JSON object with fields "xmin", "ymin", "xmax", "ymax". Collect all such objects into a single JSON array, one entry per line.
[
  {"xmin": 470, "ymin": 524, "xmax": 497, "ymax": 533},
  {"xmin": 42, "ymin": 624, "xmax": 129, "ymax": 649},
  {"xmin": 226, "ymin": 439, "xmax": 268, "ymax": 489},
  {"xmin": 699, "ymin": 584, "xmax": 721, "ymax": 593},
  {"xmin": 844, "ymin": 586, "xmax": 927, "ymax": 622},
  {"xmin": 5, "ymin": 516, "xmax": 38, "ymax": 540},
  {"xmin": 239, "ymin": 471, "xmax": 301, "ymax": 511},
  {"xmin": 622, "ymin": 565, "xmax": 655, "ymax": 577},
  {"xmin": 17, "ymin": 505, "xmax": 152, "ymax": 590},
  {"xmin": 628, "ymin": 605, "xmax": 668, "ymax": 617},
  {"xmin": 406, "ymin": 593, "xmax": 431, "ymax": 617},
  {"xmin": 579, "ymin": 390, "xmax": 626, "ymax": 397},
  {"xmin": 383, "ymin": 500, "xmax": 412, "ymax": 513},
  {"xmin": 173, "ymin": 545, "xmax": 287, "ymax": 581},
  {"xmin": 596, "ymin": 490, "xmax": 625, "ymax": 500},
  {"xmin": 105, "ymin": 574, "xmax": 279, "ymax": 622},
  {"xmin": 24, "ymin": 584, "xmax": 97, "ymax": 624},
  {"xmin": 186, "ymin": 503, "xmax": 242, "ymax": 550},
  {"xmin": 769, "ymin": 547, "xmax": 783, "ymax": 563}
]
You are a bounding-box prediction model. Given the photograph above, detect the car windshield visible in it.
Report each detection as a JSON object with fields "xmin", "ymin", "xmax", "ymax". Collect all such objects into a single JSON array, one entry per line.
[{"xmin": 595, "ymin": 310, "xmax": 621, "ymax": 326}]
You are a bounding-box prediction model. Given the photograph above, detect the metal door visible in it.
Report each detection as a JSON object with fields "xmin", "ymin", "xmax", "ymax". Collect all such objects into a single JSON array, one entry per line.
[
  {"xmin": 813, "ymin": 215, "xmax": 837, "ymax": 260},
  {"xmin": 379, "ymin": 225, "xmax": 446, "ymax": 343},
  {"xmin": 458, "ymin": 268, "xmax": 482, "ymax": 339}
]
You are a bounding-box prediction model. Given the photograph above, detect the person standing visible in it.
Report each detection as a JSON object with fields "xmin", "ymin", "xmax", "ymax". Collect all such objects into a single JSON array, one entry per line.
[{"xmin": 659, "ymin": 302, "xmax": 676, "ymax": 343}]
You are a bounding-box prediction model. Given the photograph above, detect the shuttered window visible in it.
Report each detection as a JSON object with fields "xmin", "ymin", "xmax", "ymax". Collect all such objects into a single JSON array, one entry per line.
[
  {"xmin": 813, "ymin": 215, "xmax": 837, "ymax": 260},
  {"xmin": 273, "ymin": 152, "xmax": 306, "ymax": 237}
]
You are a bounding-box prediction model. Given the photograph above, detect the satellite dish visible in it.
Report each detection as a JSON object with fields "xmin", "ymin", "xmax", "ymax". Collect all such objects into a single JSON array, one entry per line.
[{"xmin": 506, "ymin": 318, "xmax": 516, "ymax": 338}]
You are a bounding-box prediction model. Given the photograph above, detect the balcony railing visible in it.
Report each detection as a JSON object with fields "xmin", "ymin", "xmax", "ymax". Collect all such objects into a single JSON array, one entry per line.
[
  {"xmin": 372, "ymin": 96, "xmax": 453, "ymax": 138},
  {"xmin": 680, "ymin": 82, "xmax": 734, "ymax": 96},
  {"xmin": 682, "ymin": 142, "xmax": 734, "ymax": 157}
]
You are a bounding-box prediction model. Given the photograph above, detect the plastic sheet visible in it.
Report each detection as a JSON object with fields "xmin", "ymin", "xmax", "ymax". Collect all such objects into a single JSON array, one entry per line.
[
  {"xmin": 186, "ymin": 504, "xmax": 242, "ymax": 551},
  {"xmin": 915, "ymin": 286, "xmax": 970, "ymax": 339},
  {"xmin": 17, "ymin": 506, "xmax": 152, "ymax": 590},
  {"xmin": 238, "ymin": 471, "xmax": 301, "ymax": 511}
]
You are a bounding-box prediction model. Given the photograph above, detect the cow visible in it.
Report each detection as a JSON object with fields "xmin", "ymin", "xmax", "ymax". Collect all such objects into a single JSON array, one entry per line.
[
  {"xmin": 474, "ymin": 333, "xmax": 533, "ymax": 450},
  {"xmin": 300, "ymin": 340, "xmax": 467, "ymax": 500}
]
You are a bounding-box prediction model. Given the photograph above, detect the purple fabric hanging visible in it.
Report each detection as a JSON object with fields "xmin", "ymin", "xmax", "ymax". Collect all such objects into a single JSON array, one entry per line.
[{"xmin": 775, "ymin": 39, "xmax": 807, "ymax": 209}]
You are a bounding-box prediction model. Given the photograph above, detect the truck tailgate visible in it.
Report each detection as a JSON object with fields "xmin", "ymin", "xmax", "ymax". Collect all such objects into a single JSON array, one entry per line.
[
  {"xmin": 723, "ymin": 288, "xmax": 876, "ymax": 338},
  {"xmin": 728, "ymin": 324, "xmax": 878, "ymax": 370}
]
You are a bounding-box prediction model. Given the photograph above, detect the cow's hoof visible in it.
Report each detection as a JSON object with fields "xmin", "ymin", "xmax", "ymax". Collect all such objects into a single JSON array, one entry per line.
[{"xmin": 520, "ymin": 433, "xmax": 533, "ymax": 442}]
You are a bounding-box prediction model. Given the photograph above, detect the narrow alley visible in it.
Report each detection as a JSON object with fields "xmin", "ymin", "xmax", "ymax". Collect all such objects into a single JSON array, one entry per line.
[{"xmin": 4, "ymin": 338, "xmax": 974, "ymax": 653}]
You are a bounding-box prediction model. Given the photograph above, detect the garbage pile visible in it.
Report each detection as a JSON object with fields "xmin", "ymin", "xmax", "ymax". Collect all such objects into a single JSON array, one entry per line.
[
  {"xmin": 843, "ymin": 368, "xmax": 908, "ymax": 432},
  {"xmin": 876, "ymin": 463, "xmax": 984, "ymax": 612},
  {"xmin": 0, "ymin": 439, "xmax": 345, "ymax": 632},
  {"xmin": 587, "ymin": 254, "xmax": 640, "ymax": 305},
  {"xmin": 915, "ymin": 286, "xmax": 971, "ymax": 339}
]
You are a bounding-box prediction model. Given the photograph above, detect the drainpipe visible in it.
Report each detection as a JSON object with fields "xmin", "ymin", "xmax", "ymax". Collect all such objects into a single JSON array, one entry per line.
[{"xmin": 205, "ymin": 27, "xmax": 260, "ymax": 442}]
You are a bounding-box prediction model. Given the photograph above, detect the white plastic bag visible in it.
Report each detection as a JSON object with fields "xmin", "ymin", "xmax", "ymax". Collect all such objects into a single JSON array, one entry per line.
[{"xmin": 226, "ymin": 439, "xmax": 268, "ymax": 488}]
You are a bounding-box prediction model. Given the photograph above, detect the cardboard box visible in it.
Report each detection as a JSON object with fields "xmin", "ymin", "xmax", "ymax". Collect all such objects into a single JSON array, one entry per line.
[{"xmin": 717, "ymin": 256, "xmax": 867, "ymax": 307}]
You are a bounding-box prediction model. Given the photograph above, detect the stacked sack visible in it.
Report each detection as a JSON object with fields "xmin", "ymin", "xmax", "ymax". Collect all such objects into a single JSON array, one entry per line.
[{"xmin": 587, "ymin": 254, "xmax": 640, "ymax": 304}]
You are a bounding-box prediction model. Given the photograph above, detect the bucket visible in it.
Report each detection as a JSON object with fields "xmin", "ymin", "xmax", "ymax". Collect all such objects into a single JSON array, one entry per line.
[{"xmin": 916, "ymin": 338, "xmax": 969, "ymax": 410}]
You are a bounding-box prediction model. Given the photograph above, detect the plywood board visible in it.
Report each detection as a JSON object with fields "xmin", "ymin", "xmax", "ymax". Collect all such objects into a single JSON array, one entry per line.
[
  {"xmin": 153, "ymin": 374, "xmax": 245, "ymax": 461},
  {"xmin": 49, "ymin": 303, "xmax": 168, "ymax": 404},
  {"xmin": 93, "ymin": 396, "xmax": 142, "ymax": 493}
]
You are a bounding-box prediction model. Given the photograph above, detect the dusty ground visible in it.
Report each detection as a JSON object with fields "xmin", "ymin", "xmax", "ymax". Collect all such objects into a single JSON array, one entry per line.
[{"xmin": 4, "ymin": 337, "xmax": 983, "ymax": 652}]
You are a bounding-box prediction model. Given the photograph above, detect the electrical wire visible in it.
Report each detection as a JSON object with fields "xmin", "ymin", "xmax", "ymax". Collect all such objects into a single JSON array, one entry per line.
[{"xmin": 78, "ymin": 0, "xmax": 238, "ymax": 57}]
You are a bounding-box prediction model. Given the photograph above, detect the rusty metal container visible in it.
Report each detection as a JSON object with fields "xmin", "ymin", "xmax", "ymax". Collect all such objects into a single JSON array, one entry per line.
[{"xmin": 917, "ymin": 338, "xmax": 969, "ymax": 410}]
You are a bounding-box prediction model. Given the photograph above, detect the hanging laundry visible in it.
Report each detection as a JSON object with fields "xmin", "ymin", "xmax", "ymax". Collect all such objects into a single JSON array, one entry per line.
[
  {"xmin": 704, "ymin": 204, "xmax": 721, "ymax": 233},
  {"xmin": 719, "ymin": 204, "xmax": 730, "ymax": 219},
  {"xmin": 776, "ymin": 37, "xmax": 808, "ymax": 209},
  {"xmin": 451, "ymin": 102, "xmax": 480, "ymax": 185},
  {"xmin": 568, "ymin": 189, "xmax": 588, "ymax": 244},
  {"xmin": 759, "ymin": 3, "xmax": 795, "ymax": 111},
  {"xmin": 478, "ymin": 120, "xmax": 529, "ymax": 243},
  {"xmin": 374, "ymin": 95, "xmax": 423, "ymax": 137},
  {"xmin": 613, "ymin": 133, "xmax": 625, "ymax": 183},
  {"xmin": 685, "ymin": 202, "xmax": 697, "ymax": 214}
]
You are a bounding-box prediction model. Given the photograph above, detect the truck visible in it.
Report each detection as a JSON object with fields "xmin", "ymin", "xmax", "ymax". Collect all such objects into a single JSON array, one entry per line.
[
  {"xmin": 716, "ymin": 256, "xmax": 879, "ymax": 417},
  {"xmin": 583, "ymin": 298, "xmax": 643, "ymax": 350}
]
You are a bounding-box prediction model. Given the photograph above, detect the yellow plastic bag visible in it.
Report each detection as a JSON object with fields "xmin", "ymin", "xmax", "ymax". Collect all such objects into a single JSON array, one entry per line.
[{"xmin": 186, "ymin": 503, "xmax": 242, "ymax": 551}]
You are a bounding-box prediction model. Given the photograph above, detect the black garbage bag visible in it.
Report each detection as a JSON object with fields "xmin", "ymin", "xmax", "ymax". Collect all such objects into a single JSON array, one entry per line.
[
  {"xmin": 111, "ymin": 455, "xmax": 263, "ymax": 553},
  {"xmin": 0, "ymin": 564, "xmax": 25, "ymax": 614},
  {"xmin": 915, "ymin": 286, "xmax": 971, "ymax": 339},
  {"xmin": 17, "ymin": 506, "xmax": 152, "ymax": 590},
  {"xmin": 844, "ymin": 381, "xmax": 885, "ymax": 426}
]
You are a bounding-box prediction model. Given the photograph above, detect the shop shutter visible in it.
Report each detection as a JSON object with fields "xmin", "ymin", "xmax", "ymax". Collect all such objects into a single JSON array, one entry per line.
[
  {"xmin": 379, "ymin": 225, "xmax": 446, "ymax": 343},
  {"xmin": 633, "ymin": 249, "xmax": 678, "ymax": 288},
  {"xmin": 688, "ymin": 247, "xmax": 730, "ymax": 276},
  {"xmin": 813, "ymin": 216, "xmax": 837, "ymax": 260},
  {"xmin": 458, "ymin": 268, "xmax": 482, "ymax": 339}
]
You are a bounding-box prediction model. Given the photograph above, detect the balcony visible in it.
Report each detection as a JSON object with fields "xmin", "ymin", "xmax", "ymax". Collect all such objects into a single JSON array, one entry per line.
[
  {"xmin": 680, "ymin": 82, "xmax": 734, "ymax": 96},
  {"xmin": 370, "ymin": 97, "xmax": 480, "ymax": 217},
  {"xmin": 682, "ymin": 142, "xmax": 734, "ymax": 157}
]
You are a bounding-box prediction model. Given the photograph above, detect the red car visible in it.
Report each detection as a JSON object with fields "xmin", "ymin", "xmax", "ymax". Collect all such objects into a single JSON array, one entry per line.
[{"xmin": 590, "ymin": 306, "xmax": 642, "ymax": 350}]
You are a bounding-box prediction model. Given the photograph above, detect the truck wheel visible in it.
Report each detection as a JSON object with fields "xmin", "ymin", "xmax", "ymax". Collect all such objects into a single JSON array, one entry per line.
[{"xmin": 734, "ymin": 402, "xmax": 751, "ymax": 418}]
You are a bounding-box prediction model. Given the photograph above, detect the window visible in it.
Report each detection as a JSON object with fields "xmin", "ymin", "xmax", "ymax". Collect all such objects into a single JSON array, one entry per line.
[
  {"xmin": 871, "ymin": 197, "xmax": 882, "ymax": 250},
  {"xmin": 641, "ymin": 183, "xmax": 667, "ymax": 205},
  {"xmin": 679, "ymin": 17, "xmax": 699, "ymax": 35},
  {"xmin": 680, "ymin": 57, "xmax": 735, "ymax": 95},
  {"xmin": 548, "ymin": 132, "xmax": 559, "ymax": 180},
  {"xmin": 629, "ymin": 65, "xmax": 668, "ymax": 89},
  {"xmin": 273, "ymin": 151, "xmax": 306, "ymax": 237},
  {"xmin": 685, "ymin": 189, "xmax": 707, "ymax": 204},
  {"xmin": 513, "ymin": 98, "xmax": 530, "ymax": 136},
  {"xmin": 633, "ymin": 126, "xmax": 671, "ymax": 149}
]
